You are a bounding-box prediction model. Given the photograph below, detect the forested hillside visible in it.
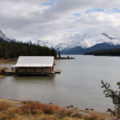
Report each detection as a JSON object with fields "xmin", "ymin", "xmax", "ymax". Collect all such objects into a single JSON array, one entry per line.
[
  {"xmin": 85, "ymin": 48, "xmax": 120, "ymax": 56},
  {"xmin": 0, "ymin": 38, "xmax": 56, "ymax": 59}
]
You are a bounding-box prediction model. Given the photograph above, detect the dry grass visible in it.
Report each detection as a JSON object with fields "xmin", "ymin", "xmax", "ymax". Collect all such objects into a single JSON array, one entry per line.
[
  {"xmin": 56, "ymin": 109, "xmax": 73, "ymax": 118},
  {"xmin": 0, "ymin": 99, "xmax": 19, "ymax": 105},
  {"xmin": 0, "ymin": 100, "xmax": 116, "ymax": 120},
  {"xmin": 16, "ymin": 101, "xmax": 60, "ymax": 115},
  {"xmin": 84, "ymin": 114, "xmax": 98, "ymax": 120},
  {"xmin": 0, "ymin": 102, "xmax": 11, "ymax": 111},
  {"xmin": 0, "ymin": 102, "xmax": 16, "ymax": 120}
]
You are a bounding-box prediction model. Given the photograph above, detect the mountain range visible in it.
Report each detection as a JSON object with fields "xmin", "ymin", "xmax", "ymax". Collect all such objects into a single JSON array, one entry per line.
[
  {"xmin": 1, "ymin": 30, "xmax": 120, "ymax": 54},
  {"xmin": 60, "ymin": 42, "xmax": 120, "ymax": 54},
  {"xmin": 56, "ymin": 33, "xmax": 120, "ymax": 54}
]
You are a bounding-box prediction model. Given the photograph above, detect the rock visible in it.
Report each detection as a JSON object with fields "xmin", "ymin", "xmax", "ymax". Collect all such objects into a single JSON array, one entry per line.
[
  {"xmin": 90, "ymin": 108, "xmax": 94, "ymax": 111},
  {"xmin": 49, "ymin": 102, "xmax": 53, "ymax": 105},
  {"xmin": 85, "ymin": 108, "xmax": 89, "ymax": 111},
  {"xmin": 70, "ymin": 105, "xmax": 74, "ymax": 108},
  {"xmin": 66, "ymin": 106, "xmax": 70, "ymax": 108},
  {"xmin": 0, "ymin": 67, "xmax": 12, "ymax": 75}
]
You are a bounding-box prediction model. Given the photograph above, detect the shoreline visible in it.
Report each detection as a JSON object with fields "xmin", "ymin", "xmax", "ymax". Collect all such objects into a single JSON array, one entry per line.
[
  {"xmin": 0, "ymin": 57, "xmax": 75, "ymax": 64},
  {"xmin": 56, "ymin": 57, "xmax": 75, "ymax": 60},
  {"xmin": 0, "ymin": 98, "xmax": 116, "ymax": 120},
  {"xmin": 0, "ymin": 58, "xmax": 17, "ymax": 64}
]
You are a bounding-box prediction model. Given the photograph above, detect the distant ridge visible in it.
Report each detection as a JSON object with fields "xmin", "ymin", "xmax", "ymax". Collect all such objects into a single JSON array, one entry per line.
[
  {"xmin": 0, "ymin": 30, "xmax": 10, "ymax": 41},
  {"xmin": 0, "ymin": 30, "xmax": 57, "ymax": 58},
  {"xmin": 1, "ymin": 29, "xmax": 120, "ymax": 55},
  {"xmin": 85, "ymin": 48, "xmax": 120, "ymax": 56},
  {"xmin": 55, "ymin": 32, "xmax": 120, "ymax": 51},
  {"xmin": 61, "ymin": 42, "xmax": 120, "ymax": 54}
]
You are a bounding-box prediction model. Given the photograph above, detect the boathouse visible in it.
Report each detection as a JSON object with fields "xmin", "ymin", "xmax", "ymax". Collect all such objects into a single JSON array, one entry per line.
[{"xmin": 13, "ymin": 56, "xmax": 55, "ymax": 75}]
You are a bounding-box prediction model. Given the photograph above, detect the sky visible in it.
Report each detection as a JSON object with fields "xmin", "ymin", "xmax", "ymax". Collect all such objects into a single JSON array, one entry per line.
[{"xmin": 0, "ymin": 0, "xmax": 120, "ymax": 46}]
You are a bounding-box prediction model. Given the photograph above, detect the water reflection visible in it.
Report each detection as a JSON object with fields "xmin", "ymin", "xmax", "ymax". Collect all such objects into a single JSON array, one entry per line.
[{"xmin": 14, "ymin": 76, "xmax": 55, "ymax": 83}]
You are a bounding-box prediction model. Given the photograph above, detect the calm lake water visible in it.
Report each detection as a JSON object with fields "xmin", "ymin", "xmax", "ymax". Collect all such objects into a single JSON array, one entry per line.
[{"xmin": 0, "ymin": 55, "xmax": 120, "ymax": 112}]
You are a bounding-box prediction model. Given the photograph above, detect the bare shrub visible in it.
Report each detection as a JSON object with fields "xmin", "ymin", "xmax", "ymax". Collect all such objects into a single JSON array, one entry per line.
[
  {"xmin": 0, "ymin": 109, "xmax": 15, "ymax": 120},
  {"xmin": 16, "ymin": 101, "xmax": 60, "ymax": 115},
  {"xmin": 0, "ymin": 102, "xmax": 11, "ymax": 111}
]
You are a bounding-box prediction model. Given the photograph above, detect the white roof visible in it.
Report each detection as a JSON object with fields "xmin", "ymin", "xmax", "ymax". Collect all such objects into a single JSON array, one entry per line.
[{"xmin": 14, "ymin": 56, "xmax": 54, "ymax": 67}]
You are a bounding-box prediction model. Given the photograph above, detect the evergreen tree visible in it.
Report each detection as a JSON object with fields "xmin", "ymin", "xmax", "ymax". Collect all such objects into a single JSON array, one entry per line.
[
  {"xmin": 0, "ymin": 39, "xmax": 57, "ymax": 58},
  {"xmin": 101, "ymin": 81, "xmax": 120, "ymax": 119}
]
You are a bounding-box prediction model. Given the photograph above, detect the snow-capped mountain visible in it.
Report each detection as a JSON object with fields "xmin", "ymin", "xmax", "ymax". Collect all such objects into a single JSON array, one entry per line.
[
  {"xmin": 61, "ymin": 42, "xmax": 120, "ymax": 54},
  {"xmin": 0, "ymin": 30, "xmax": 52, "ymax": 47},
  {"xmin": 0, "ymin": 30, "xmax": 9, "ymax": 41},
  {"xmin": 0, "ymin": 30, "xmax": 15, "ymax": 42},
  {"xmin": 36, "ymin": 40, "xmax": 49, "ymax": 46},
  {"xmin": 1, "ymin": 29, "xmax": 120, "ymax": 54},
  {"xmin": 55, "ymin": 33, "xmax": 120, "ymax": 51},
  {"xmin": 34, "ymin": 40, "xmax": 53, "ymax": 48}
]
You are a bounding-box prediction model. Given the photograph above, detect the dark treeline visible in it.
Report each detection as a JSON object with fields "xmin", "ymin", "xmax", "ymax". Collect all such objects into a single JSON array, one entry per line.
[
  {"xmin": 0, "ymin": 38, "xmax": 57, "ymax": 59},
  {"xmin": 85, "ymin": 48, "xmax": 120, "ymax": 56}
]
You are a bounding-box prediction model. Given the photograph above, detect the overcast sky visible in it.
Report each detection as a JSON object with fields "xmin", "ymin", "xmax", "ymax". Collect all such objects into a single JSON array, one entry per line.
[{"xmin": 0, "ymin": 0, "xmax": 120, "ymax": 46}]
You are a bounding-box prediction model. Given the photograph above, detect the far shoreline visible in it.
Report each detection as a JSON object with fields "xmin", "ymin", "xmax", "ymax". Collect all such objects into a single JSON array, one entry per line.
[
  {"xmin": 0, "ymin": 56, "xmax": 75, "ymax": 64},
  {"xmin": 56, "ymin": 56, "xmax": 75, "ymax": 60}
]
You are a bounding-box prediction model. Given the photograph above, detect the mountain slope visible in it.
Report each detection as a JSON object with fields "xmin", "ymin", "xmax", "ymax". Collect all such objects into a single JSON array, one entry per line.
[
  {"xmin": 35, "ymin": 40, "xmax": 52, "ymax": 47},
  {"xmin": 0, "ymin": 30, "xmax": 12, "ymax": 41},
  {"xmin": 85, "ymin": 48, "xmax": 120, "ymax": 56},
  {"xmin": 84, "ymin": 42, "xmax": 120, "ymax": 53},
  {"xmin": 55, "ymin": 33, "xmax": 120, "ymax": 52},
  {"xmin": 61, "ymin": 46, "xmax": 85, "ymax": 54},
  {"xmin": 0, "ymin": 30, "xmax": 57, "ymax": 58},
  {"xmin": 61, "ymin": 42, "xmax": 120, "ymax": 54}
]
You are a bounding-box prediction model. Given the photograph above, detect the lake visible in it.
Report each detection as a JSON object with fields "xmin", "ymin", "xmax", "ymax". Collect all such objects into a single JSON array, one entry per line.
[{"xmin": 0, "ymin": 55, "xmax": 120, "ymax": 112}]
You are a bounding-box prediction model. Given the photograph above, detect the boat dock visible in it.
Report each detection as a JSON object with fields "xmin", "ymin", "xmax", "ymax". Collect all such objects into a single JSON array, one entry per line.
[{"xmin": 55, "ymin": 70, "xmax": 61, "ymax": 74}]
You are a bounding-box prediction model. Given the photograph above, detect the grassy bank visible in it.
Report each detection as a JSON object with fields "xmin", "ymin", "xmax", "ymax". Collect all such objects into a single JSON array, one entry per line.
[{"xmin": 0, "ymin": 99, "xmax": 116, "ymax": 120}]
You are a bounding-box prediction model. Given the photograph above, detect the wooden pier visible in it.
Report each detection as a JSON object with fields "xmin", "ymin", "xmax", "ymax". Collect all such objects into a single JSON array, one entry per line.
[{"xmin": 55, "ymin": 70, "xmax": 61, "ymax": 74}]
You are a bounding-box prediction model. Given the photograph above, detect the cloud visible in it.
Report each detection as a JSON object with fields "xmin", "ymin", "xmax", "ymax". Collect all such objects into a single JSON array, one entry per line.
[{"xmin": 0, "ymin": 0, "xmax": 120, "ymax": 46}]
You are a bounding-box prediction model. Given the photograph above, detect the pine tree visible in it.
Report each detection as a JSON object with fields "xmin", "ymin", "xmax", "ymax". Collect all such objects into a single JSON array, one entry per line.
[
  {"xmin": 0, "ymin": 39, "xmax": 57, "ymax": 58},
  {"xmin": 101, "ymin": 80, "xmax": 120, "ymax": 119}
]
